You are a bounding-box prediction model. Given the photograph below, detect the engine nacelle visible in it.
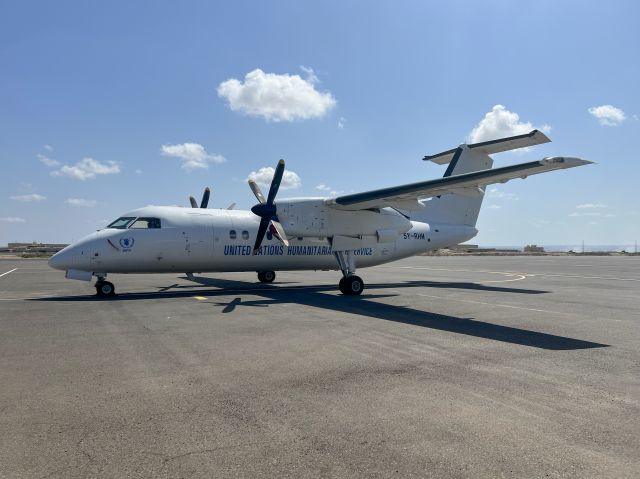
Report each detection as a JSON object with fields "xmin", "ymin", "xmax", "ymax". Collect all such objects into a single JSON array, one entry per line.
[{"xmin": 276, "ymin": 198, "xmax": 412, "ymax": 239}]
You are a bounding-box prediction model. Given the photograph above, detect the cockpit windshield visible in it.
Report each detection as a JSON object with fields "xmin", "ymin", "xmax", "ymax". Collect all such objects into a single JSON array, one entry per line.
[
  {"xmin": 106, "ymin": 217, "xmax": 162, "ymax": 229},
  {"xmin": 129, "ymin": 217, "xmax": 161, "ymax": 229},
  {"xmin": 107, "ymin": 217, "xmax": 136, "ymax": 229}
]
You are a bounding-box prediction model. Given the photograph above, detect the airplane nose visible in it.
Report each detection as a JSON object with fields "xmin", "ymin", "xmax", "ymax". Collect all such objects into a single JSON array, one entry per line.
[{"xmin": 48, "ymin": 248, "xmax": 74, "ymax": 270}]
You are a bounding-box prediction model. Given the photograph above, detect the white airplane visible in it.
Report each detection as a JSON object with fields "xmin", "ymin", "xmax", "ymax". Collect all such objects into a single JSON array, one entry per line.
[{"xmin": 48, "ymin": 130, "xmax": 591, "ymax": 297}]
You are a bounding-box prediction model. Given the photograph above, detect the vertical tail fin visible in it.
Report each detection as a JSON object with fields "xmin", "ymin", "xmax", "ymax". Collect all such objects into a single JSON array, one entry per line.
[{"xmin": 412, "ymin": 130, "xmax": 550, "ymax": 226}]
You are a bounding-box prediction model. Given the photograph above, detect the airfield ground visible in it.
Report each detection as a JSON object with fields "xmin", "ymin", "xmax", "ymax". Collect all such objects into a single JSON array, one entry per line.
[{"xmin": 0, "ymin": 256, "xmax": 638, "ymax": 478}]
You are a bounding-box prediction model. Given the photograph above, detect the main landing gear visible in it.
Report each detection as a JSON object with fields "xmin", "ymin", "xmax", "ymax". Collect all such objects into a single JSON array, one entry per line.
[
  {"xmin": 334, "ymin": 250, "xmax": 364, "ymax": 296},
  {"xmin": 257, "ymin": 270, "xmax": 276, "ymax": 283},
  {"xmin": 95, "ymin": 277, "xmax": 115, "ymax": 297}
]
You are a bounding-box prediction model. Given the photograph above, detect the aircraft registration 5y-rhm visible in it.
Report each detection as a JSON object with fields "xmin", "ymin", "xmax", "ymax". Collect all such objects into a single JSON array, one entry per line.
[{"xmin": 48, "ymin": 130, "xmax": 592, "ymax": 296}]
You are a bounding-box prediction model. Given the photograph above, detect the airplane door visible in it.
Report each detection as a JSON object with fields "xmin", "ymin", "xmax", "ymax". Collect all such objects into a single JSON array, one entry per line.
[{"xmin": 186, "ymin": 213, "xmax": 213, "ymax": 268}]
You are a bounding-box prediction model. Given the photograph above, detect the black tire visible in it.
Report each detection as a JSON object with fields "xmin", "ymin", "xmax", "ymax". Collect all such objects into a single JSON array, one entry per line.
[
  {"xmin": 338, "ymin": 277, "xmax": 347, "ymax": 295},
  {"xmin": 96, "ymin": 281, "xmax": 115, "ymax": 297},
  {"xmin": 262, "ymin": 270, "xmax": 276, "ymax": 283},
  {"xmin": 258, "ymin": 271, "xmax": 275, "ymax": 283},
  {"xmin": 341, "ymin": 276, "xmax": 364, "ymax": 296}
]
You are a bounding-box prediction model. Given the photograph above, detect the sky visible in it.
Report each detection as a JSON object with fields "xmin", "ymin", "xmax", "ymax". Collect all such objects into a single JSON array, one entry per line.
[{"xmin": 1, "ymin": 0, "xmax": 638, "ymax": 247}]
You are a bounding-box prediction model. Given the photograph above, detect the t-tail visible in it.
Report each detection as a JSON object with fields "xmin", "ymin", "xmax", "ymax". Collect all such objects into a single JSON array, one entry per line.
[{"xmin": 413, "ymin": 130, "xmax": 551, "ymax": 226}]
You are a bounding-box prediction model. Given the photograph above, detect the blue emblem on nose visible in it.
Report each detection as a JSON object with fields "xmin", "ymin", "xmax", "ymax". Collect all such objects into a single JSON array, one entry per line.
[{"xmin": 119, "ymin": 237, "xmax": 134, "ymax": 249}]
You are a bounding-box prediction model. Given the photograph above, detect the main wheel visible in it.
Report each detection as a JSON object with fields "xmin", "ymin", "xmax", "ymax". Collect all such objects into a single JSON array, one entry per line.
[
  {"xmin": 339, "ymin": 277, "xmax": 347, "ymax": 294},
  {"xmin": 257, "ymin": 271, "xmax": 276, "ymax": 283},
  {"xmin": 96, "ymin": 281, "xmax": 115, "ymax": 297},
  {"xmin": 340, "ymin": 275, "xmax": 364, "ymax": 296}
]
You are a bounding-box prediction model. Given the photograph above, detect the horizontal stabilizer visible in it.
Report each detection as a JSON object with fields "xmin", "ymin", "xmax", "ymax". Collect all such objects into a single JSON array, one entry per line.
[{"xmin": 424, "ymin": 130, "xmax": 551, "ymax": 165}]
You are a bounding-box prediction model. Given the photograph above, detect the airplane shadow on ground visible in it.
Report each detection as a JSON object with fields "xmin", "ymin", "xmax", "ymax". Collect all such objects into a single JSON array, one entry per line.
[{"xmin": 32, "ymin": 277, "xmax": 608, "ymax": 351}]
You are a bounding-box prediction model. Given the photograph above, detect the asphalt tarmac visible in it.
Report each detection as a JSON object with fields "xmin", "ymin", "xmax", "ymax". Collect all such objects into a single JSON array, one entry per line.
[{"xmin": 0, "ymin": 256, "xmax": 638, "ymax": 478}]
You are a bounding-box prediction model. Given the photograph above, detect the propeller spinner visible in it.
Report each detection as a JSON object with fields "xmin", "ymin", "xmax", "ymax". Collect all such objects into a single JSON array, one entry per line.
[{"xmin": 248, "ymin": 159, "xmax": 289, "ymax": 254}]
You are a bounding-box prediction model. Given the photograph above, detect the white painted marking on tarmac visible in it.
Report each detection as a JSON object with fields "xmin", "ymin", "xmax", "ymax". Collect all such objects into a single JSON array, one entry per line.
[
  {"xmin": 385, "ymin": 266, "xmax": 640, "ymax": 282},
  {"xmin": 482, "ymin": 273, "xmax": 528, "ymax": 283},
  {"xmin": 416, "ymin": 293, "xmax": 567, "ymax": 315},
  {"xmin": 0, "ymin": 268, "xmax": 17, "ymax": 278}
]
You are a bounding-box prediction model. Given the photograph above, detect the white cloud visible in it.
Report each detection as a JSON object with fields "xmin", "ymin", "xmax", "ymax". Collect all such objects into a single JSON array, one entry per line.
[
  {"xmin": 217, "ymin": 68, "xmax": 336, "ymax": 122},
  {"xmin": 38, "ymin": 153, "xmax": 60, "ymax": 167},
  {"xmin": 10, "ymin": 194, "xmax": 46, "ymax": 202},
  {"xmin": 576, "ymin": 203, "xmax": 605, "ymax": 209},
  {"xmin": 65, "ymin": 198, "xmax": 97, "ymax": 208},
  {"xmin": 487, "ymin": 188, "xmax": 519, "ymax": 201},
  {"xmin": 0, "ymin": 217, "xmax": 26, "ymax": 223},
  {"xmin": 247, "ymin": 167, "xmax": 301, "ymax": 190},
  {"xmin": 161, "ymin": 143, "xmax": 226, "ymax": 171},
  {"xmin": 569, "ymin": 212, "xmax": 616, "ymax": 218},
  {"xmin": 299, "ymin": 65, "xmax": 319, "ymax": 84},
  {"xmin": 487, "ymin": 204, "xmax": 502, "ymax": 209},
  {"xmin": 588, "ymin": 105, "xmax": 626, "ymax": 126},
  {"xmin": 51, "ymin": 157, "xmax": 120, "ymax": 180},
  {"xmin": 315, "ymin": 183, "xmax": 340, "ymax": 195},
  {"xmin": 43, "ymin": 144, "xmax": 53, "ymax": 152},
  {"xmin": 338, "ymin": 116, "xmax": 346, "ymax": 128},
  {"xmin": 467, "ymin": 105, "xmax": 551, "ymax": 144},
  {"xmin": 134, "ymin": 169, "xmax": 142, "ymax": 175}
]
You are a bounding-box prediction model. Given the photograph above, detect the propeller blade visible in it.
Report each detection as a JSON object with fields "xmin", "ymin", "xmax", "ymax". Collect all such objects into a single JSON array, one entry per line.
[
  {"xmin": 189, "ymin": 196, "xmax": 198, "ymax": 208},
  {"xmin": 200, "ymin": 187, "xmax": 211, "ymax": 208},
  {"xmin": 248, "ymin": 180, "xmax": 266, "ymax": 204},
  {"xmin": 266, "ymin": 159, "xmax": 285, "ymax": 205},
  {"xmin": 253, "ymin": 217, "xmax": 270, "ymax": 255},
  {"xmin": 270, "ymin": 220, "xmax": 289, "ymax": 246}
]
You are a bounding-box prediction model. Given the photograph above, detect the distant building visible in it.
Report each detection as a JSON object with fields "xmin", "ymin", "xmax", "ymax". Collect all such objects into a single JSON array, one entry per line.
[
  {"xmin": 524, "ymin": 244, "xmax": 545, "ymax": 253},
  {"xmin": 5, "ymin": 242, "xmax": 68, "ymax": 254},
  {"xmin": 446, "ymin": 244, "xmax": 479, "ymax": 252}
]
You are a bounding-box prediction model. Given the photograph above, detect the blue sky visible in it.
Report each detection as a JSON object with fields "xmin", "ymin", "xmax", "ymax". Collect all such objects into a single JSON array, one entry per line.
[{"xmin": 1, "ymin": 0, "xmax": 638, "ymax": 246}]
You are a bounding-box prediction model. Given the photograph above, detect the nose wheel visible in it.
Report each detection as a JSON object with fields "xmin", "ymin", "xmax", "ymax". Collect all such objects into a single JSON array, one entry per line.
[{"xmin": 96, "ymin": 280, "xmax": 115, "ymax": 297}]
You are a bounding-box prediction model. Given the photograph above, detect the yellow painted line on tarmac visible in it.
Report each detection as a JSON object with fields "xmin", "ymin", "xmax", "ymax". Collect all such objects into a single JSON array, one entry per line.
[{"xmin": 193, "ymin": 296, "xmax": 208, "ymax": 300}]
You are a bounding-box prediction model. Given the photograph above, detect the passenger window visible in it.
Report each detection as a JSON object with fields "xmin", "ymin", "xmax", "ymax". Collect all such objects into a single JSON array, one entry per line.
[
  {"xmin": 242, "ymin": 230, "xmax": 249, "ymax": 240},
  {"xmin": 229, "ymin": 230, "xmax": 237, "ymax": 239},
  {"xmin": 129, "ymin": 217, "xmax": 161, "ymax": 229}
]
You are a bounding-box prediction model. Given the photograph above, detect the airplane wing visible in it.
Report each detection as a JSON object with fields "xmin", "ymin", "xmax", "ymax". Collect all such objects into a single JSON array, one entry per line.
[{"xmin": 325, "ymin": 157, "xmax": 592, "ymax": 211}]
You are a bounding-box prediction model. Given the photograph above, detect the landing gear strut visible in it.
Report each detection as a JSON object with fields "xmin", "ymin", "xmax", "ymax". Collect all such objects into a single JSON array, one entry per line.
[
  {"xmin": 334, "ymin": 250, "xmax": 364, "ymax": 296},
  {"xmin": 257, "ymin": 270, "xmax": 276, "ymax": 283},
  {"xmin": 95, "ymin": 278, "xmax": 115, "ymax": 297}
]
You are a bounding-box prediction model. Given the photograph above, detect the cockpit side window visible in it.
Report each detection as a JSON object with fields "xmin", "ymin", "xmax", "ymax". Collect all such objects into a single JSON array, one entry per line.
[
  {"xmin": 107, "ymin": 217, "xmax": 136, "ymax": 229},
  {"xmin": 129, "ymin": 217, "xmax": 161, "ymax": 229}
]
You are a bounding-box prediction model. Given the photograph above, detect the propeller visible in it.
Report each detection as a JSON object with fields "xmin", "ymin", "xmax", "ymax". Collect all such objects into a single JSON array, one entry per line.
[
  {"xmin": 189, "ymin": 187, "xmax": 211, "ymax": 208},
  {"xmin": 200, "ymin": 187, "xmax": 210, "ymax": 208},
  {"xmin": 248, "ymin": 159, "xmax": 289, "ymax": 254}
]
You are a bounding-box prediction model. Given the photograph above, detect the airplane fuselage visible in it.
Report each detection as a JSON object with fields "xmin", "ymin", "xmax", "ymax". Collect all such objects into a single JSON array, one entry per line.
[{"xmin": 49, "ymin": 204, "xmax": 477, "ymax": 275}]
